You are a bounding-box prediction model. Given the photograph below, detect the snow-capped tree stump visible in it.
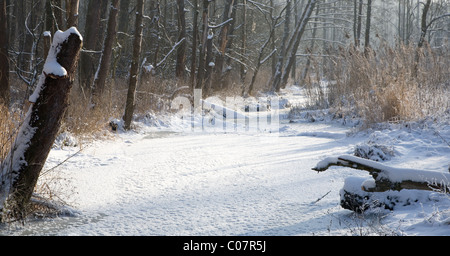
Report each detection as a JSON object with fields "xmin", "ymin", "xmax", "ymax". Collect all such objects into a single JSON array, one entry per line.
[
  {"xmin": 0, "ymin": 28, "xmax": 82, "ymax": 221},
  {"xmin": 313, "ymin": 155, "xmax": 450, "ymax": 193}
]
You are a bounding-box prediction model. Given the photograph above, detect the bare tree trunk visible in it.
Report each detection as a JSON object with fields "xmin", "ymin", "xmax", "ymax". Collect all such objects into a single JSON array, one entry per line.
[
  {"xmin": 271, "ymin": 0, "xmax": 291, "ymax": 92},
  {"xmin": 215, "ymin": 0, "xmax": 235, "ymax": 78},
  {"xmin": 413, "ymin": 0, "xmax": 431, "ymax": 77},
  {"xmin": 276, "ymin": 0, "xmax": 316, "ymax": 92},
  {"xmin": 118, "ymin": 0, "xmax": 130, "ymax": 34},
  {"xmin": 364, "ymin": 0, "xmax": 372, "ymax": 55},
  {"xmin": 417, "ymin": 0, "xmax": 431, "ymax": 49},
  {"xmin": 0, "ymin": 28, "xmax": 82, "ymax": 221},
  {"xmin": 0, "ymin": 0, "xmax": 9, "ymax": 107},
  {"xmin": 240, "ymin": 0, "xmax": 247, "ymax": 82},
  {"xmin": 355, "ymin": 0, "xmax": 363, "ymax": 47},
  {"xmin": 313, "ymin": 155, "xmax": 450, "ymax": 194},
  {"xmin": 79, "ymin": 0, "xmax": 106, "ymax": 96},
  {"xmin": 190, "ymin": 0, "xmax": 199, "ymax": 90},
  {"xmin": 45, "ymin": 0, "xmax": 56, "ymax": 35},
  {"xmin": 123, "ymin": 0, "xmax": 144, "ymax": 131},
  {"xmin": 301, "ymin": 4, "xmax": 319, "ymax": 82},
  {"xmin": 196, "ymin": 0, "xmax": 210, "ymax": 93},
  {"xmin": 66, "ymin": 0, "xmax": 79, "ymax": 28},
  {"xmin": 92, "ymin": 0, "xmax": 120, "ymax": 103},
  {"xmin": 204, "ymin": 30, "xmax": 214, "ymax": 96},
  {"xmin": 175, "ymin": 0, "xmax": 187, "ymax": 79}
]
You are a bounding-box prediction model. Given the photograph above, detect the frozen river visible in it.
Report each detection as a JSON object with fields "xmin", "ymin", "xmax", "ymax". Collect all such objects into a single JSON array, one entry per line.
[{"xmin": 1, "ymin": 121, "xmax": 367, "ymax": 236}]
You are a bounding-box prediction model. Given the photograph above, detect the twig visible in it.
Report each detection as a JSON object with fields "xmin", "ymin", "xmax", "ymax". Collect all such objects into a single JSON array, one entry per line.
[
  {"xmin": 40, "ymin": 147, "xmax": 85, "ymax": 177},
  {"xmin": 311, "ymin": 190, "xmax": 331, "ymax": 204}
]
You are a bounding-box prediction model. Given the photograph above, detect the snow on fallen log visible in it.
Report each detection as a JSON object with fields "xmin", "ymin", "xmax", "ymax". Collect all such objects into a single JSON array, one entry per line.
[{"xmin": 313, "ymin": 155, "xmax": 450, "ymax": 193}]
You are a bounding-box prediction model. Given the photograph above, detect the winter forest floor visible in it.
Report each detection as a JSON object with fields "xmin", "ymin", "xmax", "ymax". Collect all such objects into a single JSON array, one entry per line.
[{"xmin": 1, "ymin": 85, "xmax": 449, "ymax": 236}]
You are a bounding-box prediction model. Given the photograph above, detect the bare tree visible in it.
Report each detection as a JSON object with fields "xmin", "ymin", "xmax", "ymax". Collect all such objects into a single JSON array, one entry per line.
[
  {"xmin": 176, "ymin": 0, "xmax": 187, "ymax": 79},
  {"xmin": 196, "ymin": 0, "xmax": 211, "ymax": 94},
  {"xmin": 79, "ymin": 0, "xmax": 106, "ymax": 95},
  {"xmin": 0, "ymin": 0, "xmax": 9, "ymax": 107},
  {"xmin": 364, "ymin": 0, "xmax": 372, "ymax": 54},
  {"xmin": 271, "ymin": 0, "xmax": 292, "ymax": 92},
  {"xmin": 92, "ymin": 0, "xmax": 121, "ymax": 103},
  {"xmin": 66, "ymin": 0, "xmax": 80, "ymax": 28},
  {"xmin": 190, "ymin": 0, "xmax": 199, "ymax": 89},
  {"xmin": 240, "ymin": 0, "xmax": 247, "ymax": 82},
  {"xmin": 215, "ymin": 0, "xmax": 235, "ymax": 78},
  {"xmin": 274, "ymin": 0, "xmax": 317, "ymax": 92},
  {"xmin": 123, "ymin": 0, "xmax": 144, "ymax": 130},
  {"xmin": 354, "ymin": 0, "xmax": 363, "ymax": 47}
]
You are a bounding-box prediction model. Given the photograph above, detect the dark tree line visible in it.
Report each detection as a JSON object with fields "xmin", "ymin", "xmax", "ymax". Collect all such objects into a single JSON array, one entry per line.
[{"xmin": 0, "ymin": 0, "xmax": 448, "ymax": 109}]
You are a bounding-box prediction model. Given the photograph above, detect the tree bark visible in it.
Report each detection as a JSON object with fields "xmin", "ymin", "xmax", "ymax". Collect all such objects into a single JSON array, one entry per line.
[
  {"xmin": 196, "ymin": 0, "xmax": 210, "ymax": 93},
  {"xmin": 0, "ymin": 0, "xmax": 9, "ymax": 107},
  {"xmin": 204, "ymin": 30, "xmax": 214, "ymax": 96},
  {"xmin": 364, "ymin": 0, "xmax": 372, "ymax": 55},
  {"xmin": 271, "ymin": 0, "xmax": 291, "ymax": 92},
  {"xmin": 66, "ymin": 0, "xmax": 79, "ymax": 28},
  {"xmin": 240, "ymin": 0, "xmax": 247, "ymax": 82},
  {"xmin": 175, "ymin": 0, "xmax": 187, "ymax": 79},
  {"xmin": 413, "ymin": 0, "xmax": 431, "ymax": 77},
  {"xmin": 92, "ymin": 0, "xmax": 120, "ymax": 102},
  {"xmin": 190, "ymin": 0, "xmax": 199, "ymax": 90},
  {"xmin": 79, "ymin": 0, "xmax": 106, "ymax": 95},
  {"xmin": 0, "ymin": 29, "xmax": 82, "ymax": 221},
  {"xmin": 276, "ymin": 0, "xmax": 316, "ymax": 92},
  {"xmin": 123, "ymin": 0, "xmax": 144, "ymax": 131},
  {"xmin": 215, "ymin": 0, "xmax": 235, "ymax": 77}
]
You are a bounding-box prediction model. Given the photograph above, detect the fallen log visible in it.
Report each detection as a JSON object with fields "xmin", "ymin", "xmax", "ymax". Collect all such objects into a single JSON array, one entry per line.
[{"xmin": 313, "ymin": 155, "xmax": 450, "ymax": 193}]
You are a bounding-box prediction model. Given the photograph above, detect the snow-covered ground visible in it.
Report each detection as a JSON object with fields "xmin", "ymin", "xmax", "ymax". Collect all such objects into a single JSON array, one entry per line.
[{"xmin": 1, "ymin": 85, "xmax": 449, "ymax": 236}]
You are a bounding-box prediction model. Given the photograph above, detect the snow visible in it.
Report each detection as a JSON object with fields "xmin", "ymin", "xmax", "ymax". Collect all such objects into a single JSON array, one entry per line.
[{"xmin": 1, "ymin": 84, "xmax": 449, "ymax": 236}]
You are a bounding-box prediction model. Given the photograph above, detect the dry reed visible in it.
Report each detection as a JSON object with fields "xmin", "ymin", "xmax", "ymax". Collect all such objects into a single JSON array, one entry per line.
[{"xmin": 305, "ymin": 43, "xmax": 449, "ymax": 126}]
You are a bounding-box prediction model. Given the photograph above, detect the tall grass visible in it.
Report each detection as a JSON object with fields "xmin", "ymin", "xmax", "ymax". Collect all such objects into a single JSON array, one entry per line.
[
  {"xmin": 0, "ymin": 105, "xmax": 21, "ymax": 163},
  {"xmin": 305, "ymin": 43, "xmax": 449, "ymax": 126}
]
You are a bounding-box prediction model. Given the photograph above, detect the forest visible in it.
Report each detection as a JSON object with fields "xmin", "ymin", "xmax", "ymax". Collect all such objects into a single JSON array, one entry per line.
[{"xmin": 0, "ymin": 0, "xmax": 449, "ymax": 231}]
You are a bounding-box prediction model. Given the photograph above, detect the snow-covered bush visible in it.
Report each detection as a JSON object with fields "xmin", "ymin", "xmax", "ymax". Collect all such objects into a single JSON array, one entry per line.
[{"xmin": 353, "ymin": 143, "xmax": 395, "ymax": 162}]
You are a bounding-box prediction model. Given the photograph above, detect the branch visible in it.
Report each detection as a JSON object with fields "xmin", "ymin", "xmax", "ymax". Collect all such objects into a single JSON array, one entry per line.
[
  {"xmin": 156, "ymin": 38, "xmax": 185, "ymax": 68},
  {"xmin": 426, "ymin": 13, "xmax": 450, "ymax": 30},
  {"xmin": 209, "ymin": 18, "xmax": 233, "ymax": 29}
]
